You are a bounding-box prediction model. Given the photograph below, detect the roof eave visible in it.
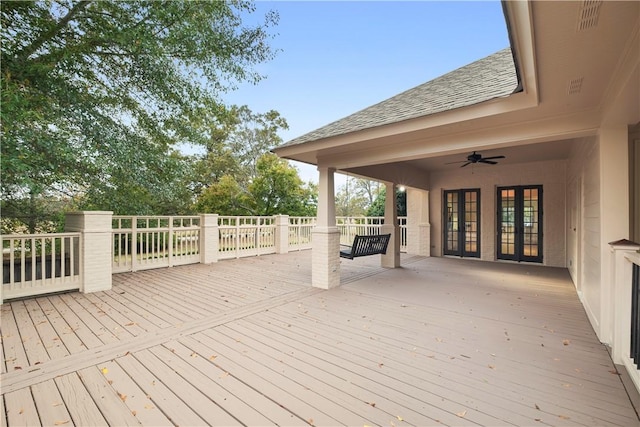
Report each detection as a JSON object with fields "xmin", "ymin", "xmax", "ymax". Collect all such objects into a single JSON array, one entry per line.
[{"xmin": 273, "ymin": 86, "xmax": 538, "ymax": 165}]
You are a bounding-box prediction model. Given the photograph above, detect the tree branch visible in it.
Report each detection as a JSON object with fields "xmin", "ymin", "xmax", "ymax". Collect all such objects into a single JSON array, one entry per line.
[{"xmin": 16, "ymin": 0, "xmax": 92, "ymax": 62}]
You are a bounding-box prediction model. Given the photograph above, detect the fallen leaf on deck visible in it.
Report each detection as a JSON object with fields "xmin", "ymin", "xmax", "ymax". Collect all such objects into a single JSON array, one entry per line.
[
  {"xmin": 190, "ymin": 352, "xmax": 198, "ymax": 358},
  {"xmin": 131, "ymin": 410, "xmax": 137, "ymax": 416},
  {"xmin": 125, "ymin": 322, "xmax": 136, "ymax": 327},
  {"xmin": 54, "ymin": 420, "xmax": 69, "ymax": 425},
  {"xmin": 19, "ymin": 409, "xmax": 24, "ymax": 415},
  {"xmin": 378, "ymin": 363, "xmax": 384, "ymax": 368},
  {"xmin": 397, "ymin": 415, "xmax": 404, "ymax": 421},
  {"xmin": 456, "ymin": 410, "xmax": 467, "ymax": 418},
  {"xmin": 435, "ymin": 337, "xmax": 443, "ymax": 342},
  {"xmin": 210, "ymin": 355, "xmax": 217, "ymax": 361},
  {"xmin": 609, "ymin": 369, "xmax": 620, "ymax": 375},
  {"xmin": 562, "ymin": 339, "xmax": 571, "ymax": 346},
  {"xmin": 144, "ymin": 404, "xmax": 155, "ymax": 410},
  {"xmin": 562, "ymin": 383, "xmax": 571, "ymax": 388},
  {"xmin": 488, "ymin": 364, "xmax": 495, "ymax": 370},
  {"xmin": 119, "ymin": 393, "xmax": 127, "ymax": 402},
  {"xmin": 558, "ymin": 415, "xmax": 570, "ymax": 420},
  {"xmin": 14, "ymin": 366, "xmax": 22, "ymax": 370},
  {"xmin": 101, "ymin": 367, "xmax": 108, "ymax": 375},
  {"xmin": 534, "ymin": 404, "xmax": 540, "ymax": 410},
  {"xmin": 52, "ymin": 403, "xmax": 63, "ymax": 407},
  {"xmin": 308, "ymin": 418, "xmax": 314, "ymax": 425}
]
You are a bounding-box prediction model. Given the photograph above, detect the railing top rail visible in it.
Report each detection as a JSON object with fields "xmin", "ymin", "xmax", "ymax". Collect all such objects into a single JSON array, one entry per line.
[
  {"xmin": 2, "ymin": 232, "xmax": 81, "ymax": 239},
  {"xmin": 112, "ymin": 215, "xmax": 201, "ymax": 220}
]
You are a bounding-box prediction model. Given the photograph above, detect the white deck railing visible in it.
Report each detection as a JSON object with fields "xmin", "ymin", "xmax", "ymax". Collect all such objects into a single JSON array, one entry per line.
[
  {"xmin": 337, "ymin": 216, "xmax": 407, "ymax": 250},
  {"xmin": 218, "ymin": 216, "xmax": 277, "ymax": 260},
  {"xmin": 2, "ymin": 214, "xmax": 409, "ymax": 302},
  {"xmin": 112, "ymin": 216, "xmax": 201, "ymax": 273},
  {"xmin": 2, "ymin": 233, "xmax": 82, "ymax": 300},
  {"xmin": 289, "ymin": 217, "xmax": 316, "ymax": 250}
]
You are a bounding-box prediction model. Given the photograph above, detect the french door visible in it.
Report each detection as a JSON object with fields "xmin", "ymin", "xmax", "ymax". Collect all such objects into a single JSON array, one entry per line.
[
  {"xmin": 443, "ymin": 189, "xmax": 480, "ymax": 258},
  {"xmin": 497, "ymin": 185, "xmax": 543, "ymax": 263}
]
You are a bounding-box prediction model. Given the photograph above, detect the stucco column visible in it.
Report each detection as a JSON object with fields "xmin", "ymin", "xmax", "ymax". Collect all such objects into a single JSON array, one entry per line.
[
  {"xmin": 200, "ymin": 214, "xmax": 219, "ymax": 264},
  {"xmin": 598, "ymin": 123, "xmax": 630, "ymax": 342},
  {"xmin": 381, "ymin": 182, "xmax": 400, "ymax": 268},
  {"xmin": 312, "ymin": 166, "xmax": 340, "ymax": 289},
  {"xmin": 406, "ymin": 187, "xmax": 431, "ymax": 256},
  {"xmin": 65, "ymin": 211, "xmax": 113, "ymax": 294},
  {"xmin": 274, "ymin": 214, "xmax": 290, "ymax": 254}
]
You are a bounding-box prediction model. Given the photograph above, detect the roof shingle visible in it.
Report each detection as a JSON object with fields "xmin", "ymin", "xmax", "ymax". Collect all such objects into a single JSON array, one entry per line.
[{"xmin": 280, "ymin": 48, "xmax": 518, "ymax": 147}]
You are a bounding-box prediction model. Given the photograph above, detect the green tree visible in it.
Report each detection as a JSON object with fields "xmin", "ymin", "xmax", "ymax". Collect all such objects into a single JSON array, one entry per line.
[
  {"xmin": 195, "ymin": 154, "xmax": 317, "ymax": 216},
  {"xmin": 190, "ymin": 105, "xmax": 288, "ymax": 199},
  {"xmin": 248, "ymin": 154, "xmax": 316, "ymax": 216},
  {"xmin": 227, "ymin": 106, "xmax": 289, "ymax": 181},
  {"xmin": 367, "ymin": 188, "xmax": 407, "ymax": 217},
  {"xmin": 1, "ymin": 0, "xmax": 279, "ymax": 230},
  {"xmin": 335, "ymin": 177, "xmax": 380, "ymax": 216},
  {"xmin": 193, "ymin": 174, "xmax": 247, "ymax": 216}
]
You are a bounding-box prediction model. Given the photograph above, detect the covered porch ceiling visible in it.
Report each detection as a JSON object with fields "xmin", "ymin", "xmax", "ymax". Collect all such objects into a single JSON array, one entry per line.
[{"xmin": 273, "ymin": 1, "xmax": 640, "ymax": 188}]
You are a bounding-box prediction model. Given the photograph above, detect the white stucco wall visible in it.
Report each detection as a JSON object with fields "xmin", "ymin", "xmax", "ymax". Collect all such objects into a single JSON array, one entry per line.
[{"xmin": 429, "ymin": 159, "xmax": 567, "ymax": 267}]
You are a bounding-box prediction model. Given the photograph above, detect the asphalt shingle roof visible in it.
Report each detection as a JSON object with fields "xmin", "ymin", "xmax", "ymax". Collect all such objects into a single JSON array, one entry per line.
[{"xmin": 280, "ymin": 48, "xmax": 518, "ymax": 147}]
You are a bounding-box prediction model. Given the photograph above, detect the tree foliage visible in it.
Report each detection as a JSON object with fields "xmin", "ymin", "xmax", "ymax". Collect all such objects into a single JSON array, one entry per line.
[
  {"xmin": 335, "ymin": 177, "xmax": 382, "ymax": 216},
  {"xmin": 1, "ymin": 0, "xmax": 279, "ymax": 230},
  {"xmin": 195, "ymin": 153, "xmax": 316, "ymax": 216},
  {"xmin": 366, "ymin": 188, "xmax": 407, "ymax": 217}
]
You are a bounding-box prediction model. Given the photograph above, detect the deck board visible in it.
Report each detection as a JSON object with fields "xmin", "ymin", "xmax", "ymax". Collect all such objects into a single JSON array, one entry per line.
[
  {"xmin": 31, "ymin": 379, "xmax": 72, "ymax": 427},
  {"xmin": 3, "ymin": 388, "xmax": 39, "ymax": 427},
  {"xmin": 2, "ymin": 251, "xmax": 639, "ymax": 426},
  {"xmin": 54, "ymin": 373, "xmax": 108, "ymax": 426},
  {"xmin": 115, "ymin": 354, "xmax": 208, "ymax": 426},
  {"xmin": 77, "ymin": 365, "xmax": 141, "ymax": 426}
]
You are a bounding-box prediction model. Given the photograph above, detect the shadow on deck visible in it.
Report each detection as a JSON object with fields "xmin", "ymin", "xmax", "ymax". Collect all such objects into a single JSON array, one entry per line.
[{"xmin": 1, "ymin": 251, "xmax": 638, "ymax": 426}]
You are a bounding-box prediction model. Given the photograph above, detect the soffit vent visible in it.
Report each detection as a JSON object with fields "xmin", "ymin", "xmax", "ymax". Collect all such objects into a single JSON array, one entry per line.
[
  {"xmin": 577, "ymin": 0, "xmax": 602, "ymax": 31},
  {"xmin": 568, "ymin": 77, "xmax": 584, "ymax": 95}
]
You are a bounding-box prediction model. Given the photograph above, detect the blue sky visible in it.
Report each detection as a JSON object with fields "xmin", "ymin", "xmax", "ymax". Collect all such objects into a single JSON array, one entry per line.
[{"xmin": 222, "ymin": 1, "xmax": 510, "ymax": 183}]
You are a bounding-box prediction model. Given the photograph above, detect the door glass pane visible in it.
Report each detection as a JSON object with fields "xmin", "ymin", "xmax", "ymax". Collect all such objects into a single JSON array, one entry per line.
[
  {"xmin": 523, "ymin": 188, "xmax": 539, "ymax": 257},
  {"xmin": 500, "ymin": 189, "xmax": 515, "ymax": 255},
  {"xmin": 465, "ymin": 191, "xmax": 478, "ymax": 253},
  {"xmin": 446, "ymin": 192, "xmax": 459, "ymax": 252}
]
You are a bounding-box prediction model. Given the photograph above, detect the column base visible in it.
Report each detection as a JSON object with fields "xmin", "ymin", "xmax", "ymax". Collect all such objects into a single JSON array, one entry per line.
[{"xmin": 312, "ymin": 227, "xmax": 341, "ymax": 289}]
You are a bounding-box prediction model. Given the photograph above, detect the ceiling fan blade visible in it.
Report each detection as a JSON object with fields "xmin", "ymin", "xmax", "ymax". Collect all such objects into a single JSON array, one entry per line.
[
  {"xmin": 460, "ymin": 162, "xmax": 472, "ymax": 168},
  {"xmin": 445, "ymin": 160, "xmax": 468, "ymax": 165},
  {"xmin": 478, "ymin": 159, "xmax": 498, "ymax": 164},
  {"xmin": 481, "ymin": 155, "xmax": 505, "ymax": 161}
]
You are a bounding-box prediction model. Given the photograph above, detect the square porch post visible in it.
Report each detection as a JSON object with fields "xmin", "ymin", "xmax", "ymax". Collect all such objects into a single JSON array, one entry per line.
[
  {"xmin": 381, "ymin": 182, "xmax": 401, "ymax": 268},
  {"xmin": 312, "ymin": 166, "xmax": 340, "ymax": 289},
  {"xmin": 65, "ymin": 211, "xmax": 113, "ymax": 294}
]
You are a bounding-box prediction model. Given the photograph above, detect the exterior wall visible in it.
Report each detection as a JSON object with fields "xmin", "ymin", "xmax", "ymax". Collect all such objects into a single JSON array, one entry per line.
[
  {"xmin": 567, "ymin": 137, "xmax": 601, "ymax": 335},
  {"xmin": 429, "ymin": 159, "xmax": 567, "ymax": 267}
]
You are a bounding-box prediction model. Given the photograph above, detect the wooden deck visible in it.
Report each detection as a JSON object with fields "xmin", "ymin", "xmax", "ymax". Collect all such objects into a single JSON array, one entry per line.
[{"xmin": 1, "ymin": 251, "xmax": 638, "ymax": 426}]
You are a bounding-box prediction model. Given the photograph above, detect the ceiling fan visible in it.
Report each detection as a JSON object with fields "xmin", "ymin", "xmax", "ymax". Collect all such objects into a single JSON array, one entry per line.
[{"xmin": 446, "ymin": 151, "xmax": 506, "ymax": 168}]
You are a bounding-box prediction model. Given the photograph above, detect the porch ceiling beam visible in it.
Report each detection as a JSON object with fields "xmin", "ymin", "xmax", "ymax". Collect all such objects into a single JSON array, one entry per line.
[{"xmin": 341, "ymin": 163, "xmax": 430, "ymax": 191}]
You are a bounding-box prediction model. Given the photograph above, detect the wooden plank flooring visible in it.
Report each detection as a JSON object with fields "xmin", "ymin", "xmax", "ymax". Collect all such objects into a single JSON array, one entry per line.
[{"xmin": 1, "ymin": 251, "xmax": 638, "ymax": 426}]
